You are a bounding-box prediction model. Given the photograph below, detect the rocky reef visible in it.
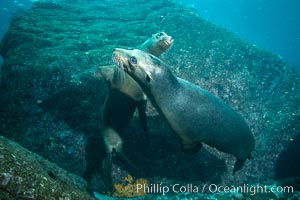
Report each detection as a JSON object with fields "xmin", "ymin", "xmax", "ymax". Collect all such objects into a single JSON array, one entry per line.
[
  {"xmin": 0, "ymin": 0, "xmax": 299, "ymax": 199},
  {"xmin": 0, "ymin": 136, "xmax": 95, "ymax": 199}
]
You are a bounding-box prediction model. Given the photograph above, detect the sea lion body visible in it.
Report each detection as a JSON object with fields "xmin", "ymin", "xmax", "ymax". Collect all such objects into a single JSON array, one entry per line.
[
  {"xmin": 102, "ymin": 32, "xmax": 173, "ymax": 154},
  {"xmin": 102, "ymin": 89, "xmax": 140, "ymax": 153},
  {"xmin": 101, "ymin": 33, "xmax": 173, "ymax": 189},
  {"xmin": 112, "ymin": 48, "xmax": 255, "ymax": 173}
]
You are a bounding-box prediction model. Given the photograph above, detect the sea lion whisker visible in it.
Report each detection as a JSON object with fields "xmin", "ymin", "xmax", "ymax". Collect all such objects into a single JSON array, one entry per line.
[
  {"xmin": 112, "ymin": 56, "xmax": 117, "ymax": 66},
  {"xmin": 113, "ymin": 56, "xmax": 121, "ymax": 69},
  {"xmin": 116, "ymin": 56, "xmax": 121, "ymax": 68},
  {"xmin": 118, "ymin": 63, "xmax": 126, "ymax": 83},
  {"xmin": 115, "ymin": 60, "xmax": 124, "ymax": 82}
]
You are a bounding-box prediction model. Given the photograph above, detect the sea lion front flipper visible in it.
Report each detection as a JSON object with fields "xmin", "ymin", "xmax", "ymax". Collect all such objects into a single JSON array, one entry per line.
[
  {"xmin": 137, "ymin": 99, "xmax": 149, "ymax": 143},
  {"xmin": 71, "ymin": 67, "xmax": 101, "ymax": 84},
  {"xmin": 116, "ymin": 151, "xmax": 144, "ymax": 177},
  {"xmin": 102, "ymin": 153, "xmax": 113, "ymax": 190},
  {"xmin": 233, "ymin": 158, "xmax": 246, "ymax": 175},
  {"xmin": 99, "ymin": 65, "xmax": 115, "ymax": 82},
  {"xmin": 71, "ymin": 65, "xmax": 115, "ymax": 84}
]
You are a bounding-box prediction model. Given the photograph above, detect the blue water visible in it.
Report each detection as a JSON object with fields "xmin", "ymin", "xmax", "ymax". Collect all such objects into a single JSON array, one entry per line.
[
  {"xmin": 0, "ymin": 0, "xmax": 300, "ymax": 72},
  {"xmin": 0, "ymin": 0, "xmax": 34, "ymax": 40},
  {"xmin": 180, "ymin": 0, "xmax": 300, "ymax": 72},
  {"xmin": 0, "ymin": 0, "xmax": 34, "ymax": 66}
]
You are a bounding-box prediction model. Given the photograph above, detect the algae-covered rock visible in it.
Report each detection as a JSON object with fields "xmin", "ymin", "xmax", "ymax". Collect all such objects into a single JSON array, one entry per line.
[
  {"xmin": 0, "ymin": 136, "xmax": 96, "ymax": 200},
  {"xmin": 0, "ymin": 0, "xmax": 299, "ymax": 198}
]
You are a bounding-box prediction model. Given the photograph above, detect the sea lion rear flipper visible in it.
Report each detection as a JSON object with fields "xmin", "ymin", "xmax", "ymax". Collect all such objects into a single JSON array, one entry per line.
[
  {"xmin": 233, "ymin": 158, "xmax": 246, "ymax": 175},
  {"xmin": 137, "ymin": 99, "xmax": 149, "ymax": 143},
  {"xmin": 181, "ymin": 142, "xmax": 203, "ymax": 154},
  {"xmin": 116, "ymin": 152, "xmax": 144, "ymax": 177},
  {"xmin": 102, "ymin": 153, "xmax": 113, "ymax": 190}
]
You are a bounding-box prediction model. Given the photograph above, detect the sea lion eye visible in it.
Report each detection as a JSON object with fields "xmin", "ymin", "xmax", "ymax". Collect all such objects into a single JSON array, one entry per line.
[
  {"xmin": 156, "ymin": 32, "xmax": 164, "ymax": 39},
  {"xmin": 130, "ymin": 57, "xmax": 137, "ymax": 64}
]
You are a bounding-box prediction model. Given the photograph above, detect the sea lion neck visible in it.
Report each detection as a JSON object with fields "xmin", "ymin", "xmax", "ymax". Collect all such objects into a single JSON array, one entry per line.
[{"xmin": 145, "ymin": 64, "xmax": 179, "ymax": 97}]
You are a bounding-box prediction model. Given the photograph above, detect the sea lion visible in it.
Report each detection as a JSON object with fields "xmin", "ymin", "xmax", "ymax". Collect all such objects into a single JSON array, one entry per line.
[
  {"xmin": 101, "ymin": 32, "xmax": 173, "ymax": 189},
  {"xmin": 112, "ymin": 48, "xmax": 255, "ymax": 174},
  {"xmin": 139, "ymin": 32, "xmax": 173, "ymax": 57}
]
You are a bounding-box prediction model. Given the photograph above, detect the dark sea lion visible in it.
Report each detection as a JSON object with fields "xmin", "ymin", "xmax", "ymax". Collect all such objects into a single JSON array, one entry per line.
[
  {"xmin": 101, "ymin": 32, "xmax": 173, "ymax": 189},
  {"xmin": 112, "ymin": 48, "xmax": 255, "ymax": 174}
]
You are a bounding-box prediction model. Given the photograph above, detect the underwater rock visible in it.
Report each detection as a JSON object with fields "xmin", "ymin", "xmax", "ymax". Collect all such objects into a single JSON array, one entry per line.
[
  {"xmin": 0, "ymin": 136, "xmax": 95, "ymax": 200},
  {"xmin": 275, "ymin": 133, "xmax": 300, "ymax": 191},
  {"xmin": 0, "ymin": 0, "xmax": 299, "ymax": 197}
]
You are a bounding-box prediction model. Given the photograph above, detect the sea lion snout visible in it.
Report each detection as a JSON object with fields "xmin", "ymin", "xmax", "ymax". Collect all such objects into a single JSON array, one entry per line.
[
  {"xmin": 156, "ymin": 32, "xmax": 174, "ymax": 46},
  {"xmin": 112, "ymin": 48, "xmax": 127, "ymax": 71},
  {"xmin": 112, "ymin": 48, "xmax": 126, "ymax": 59},
  {"xmin": 140, "ymin": 32, "xmax": 174, "ymax": 56},
  {"xmin": 156, "ymin": 32, "xmax": 174, "ymax": 51}
]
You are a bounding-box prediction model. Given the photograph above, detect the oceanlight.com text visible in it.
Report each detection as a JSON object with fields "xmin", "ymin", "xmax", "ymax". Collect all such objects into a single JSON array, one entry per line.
[
  {"xmin": 136, "ymin": 183, "xmax": 294, "ymax": 196},
  {"xmin": 206, "ymin": 184, "xmax": 294, "ymax": 196}
]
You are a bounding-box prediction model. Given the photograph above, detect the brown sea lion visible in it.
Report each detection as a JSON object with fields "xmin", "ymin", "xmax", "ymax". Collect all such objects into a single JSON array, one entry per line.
[
  {"xmin": 101, "ymin": 32, "xmax": 173, "ymax": 189},
  {"xmin": 112, "ymin": 48, "xmax": 255, "ymax": 175}
]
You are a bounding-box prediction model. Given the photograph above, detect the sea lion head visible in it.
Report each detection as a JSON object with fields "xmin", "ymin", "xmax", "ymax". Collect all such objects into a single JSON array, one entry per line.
[
  {"xmin": 140, "ymin": 32, "xmax": 174, "ymax": 57},
  {"xmin": 112, "ymin": 48, "xmax": 166, "ymax": 88}
]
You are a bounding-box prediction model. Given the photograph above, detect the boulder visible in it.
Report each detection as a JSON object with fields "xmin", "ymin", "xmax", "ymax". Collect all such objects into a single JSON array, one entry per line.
[{"xmin": 0, "ymin": 136, "xmax": 95, "ymax": 199}]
